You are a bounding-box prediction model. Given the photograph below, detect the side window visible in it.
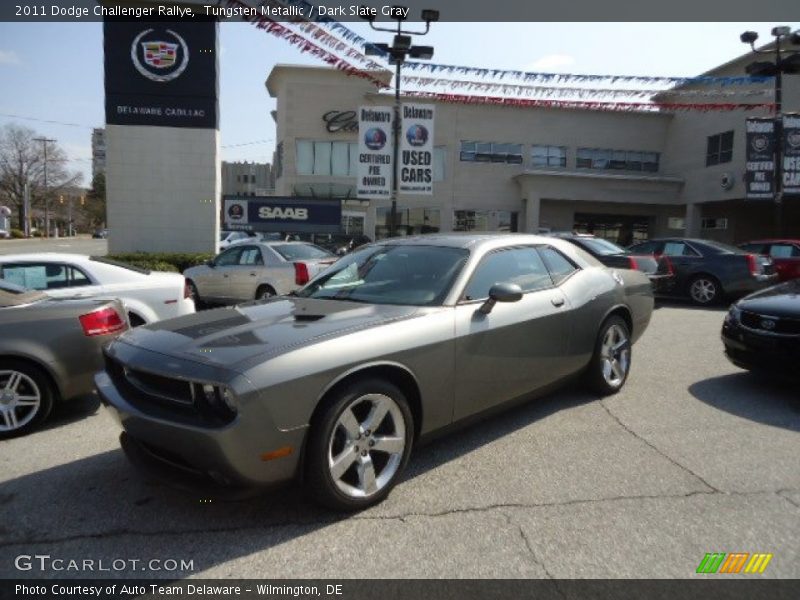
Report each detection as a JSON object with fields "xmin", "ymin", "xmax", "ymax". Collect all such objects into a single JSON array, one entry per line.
[
  {"xmin": 538, "ymin": 246, "xmax": 579, "ymax": 285},
  {"xmin": 663, "ymin": 242, "xmax": 699, "ymax": 257},
  {"xmin": 68, "ymin": 266, "xmax": 91, "ymax": 287},
  {"xmin": 0, "ymin": 263, "xmax": 79, "ymax": 290},
  {"xmin": 630, "ymin": 241, "xmax": 661, "ymax": 255},
  {"xmin": 215, "ymin": 247, "xmax": 242, "ymax": 267},
  {"xmin": 239, "ymin": 246, "xmax": 264, "ymax": 266},
  {"xmin": 770, "ymin": 244, "xmax": 800, "ymax": 258},
  {"xmin": 462, "ymin": 247, "xmax": 552, "ymax": 301}
]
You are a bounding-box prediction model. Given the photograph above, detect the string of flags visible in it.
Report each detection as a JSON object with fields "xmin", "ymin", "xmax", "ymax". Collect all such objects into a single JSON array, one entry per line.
[{"xmin": 234, "ymin": 0, "xmax": 777, "ymax": 112}]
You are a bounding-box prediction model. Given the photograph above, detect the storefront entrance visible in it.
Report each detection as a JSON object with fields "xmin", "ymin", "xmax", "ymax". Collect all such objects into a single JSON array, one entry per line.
[{"xmin": 573, "ymin": 213, "xmax": 651, "ymax": 246}]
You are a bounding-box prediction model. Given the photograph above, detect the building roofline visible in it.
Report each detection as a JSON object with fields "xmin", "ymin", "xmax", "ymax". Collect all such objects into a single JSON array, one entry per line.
[{"xmin": 266, "ymin": 64, "xmax": 392, "ymax": 97}]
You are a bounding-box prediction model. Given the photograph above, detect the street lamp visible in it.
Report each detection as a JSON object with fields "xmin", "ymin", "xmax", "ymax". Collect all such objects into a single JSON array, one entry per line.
[
  {"xmin": 361, "ymin": 5, "xmax": 438, "ymax": 237},
  {"xmin": 740, "ymin": 27, "xmax": 800, "ymax": 236}
]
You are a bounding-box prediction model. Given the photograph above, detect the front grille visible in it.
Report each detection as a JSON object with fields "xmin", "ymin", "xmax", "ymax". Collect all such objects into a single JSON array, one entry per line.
[
  {"xmin": 124, "ymin": 367, "xmax": 194, "ymax": 405},
  {"xmin": 741, "ymin": 311, "xmax": 800, "ymax": 336}
]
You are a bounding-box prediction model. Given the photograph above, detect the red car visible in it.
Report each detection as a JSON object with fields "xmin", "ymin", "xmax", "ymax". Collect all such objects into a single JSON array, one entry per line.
[{"xmin": 738, "ymin": 239, "xmax": 800, "ymax": 282}]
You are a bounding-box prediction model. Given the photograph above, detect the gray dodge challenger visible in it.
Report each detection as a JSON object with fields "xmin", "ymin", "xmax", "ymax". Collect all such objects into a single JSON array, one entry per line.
[{"xmin": 97, "ymin": 234, "xmax": 654, "ymax": 510}]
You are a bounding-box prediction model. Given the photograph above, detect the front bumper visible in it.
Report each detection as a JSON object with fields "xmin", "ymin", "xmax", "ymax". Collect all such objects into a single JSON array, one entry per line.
[
  {"xmin": 96, "ymin": 370, "xmax": 307, "ymax": 489},
  {"xmin": 721, "ymin": 321, "xmax": 800, "ymax": 375}
]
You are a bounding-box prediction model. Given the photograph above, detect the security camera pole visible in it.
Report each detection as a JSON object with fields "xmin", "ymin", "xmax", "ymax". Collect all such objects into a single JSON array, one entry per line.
[
  {"xmin": 740, "ymin": 27, "xmax": 800, "ymax": 237},
  {"xmin": 362, "ymin": 6, "xmax": 438, "ymax": 237}
]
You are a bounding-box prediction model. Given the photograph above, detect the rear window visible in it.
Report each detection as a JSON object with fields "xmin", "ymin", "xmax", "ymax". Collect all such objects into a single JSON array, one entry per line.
[
  {"xmin": 272, "ymin": 244, "xmax": 334, "ymax": 261},
  {"xmin": 578, "ymin": 237, "xmax": 627, "ymax": 256},
  {"xmin": 89, "ymin": 256, "xmax": 150, "ymax": 274}
]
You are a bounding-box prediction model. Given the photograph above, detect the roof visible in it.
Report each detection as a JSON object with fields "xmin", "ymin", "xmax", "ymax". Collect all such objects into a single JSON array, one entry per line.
[
  {"xmin": 0, "ymin": 252, "xmax": 94, "ymax": 263},
  {"xmin": 376, "ymin": 232, "xmax": 555, "ymax": 249}
]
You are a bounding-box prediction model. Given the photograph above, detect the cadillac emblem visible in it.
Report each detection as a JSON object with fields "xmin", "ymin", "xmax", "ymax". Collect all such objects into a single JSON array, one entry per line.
[{"xmin": 131, "ymin": 29, "xmax": 189, "ymax": 82}]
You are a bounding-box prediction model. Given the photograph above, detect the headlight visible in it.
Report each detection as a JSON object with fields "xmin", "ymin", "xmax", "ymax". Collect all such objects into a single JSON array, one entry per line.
[
  {"xmin": 196, "ymin": 383, "xmax": 238, "ymax": 416},
  {"xmin": 724, "ymin": 304, "xmax": 742, "ymax": 325}
]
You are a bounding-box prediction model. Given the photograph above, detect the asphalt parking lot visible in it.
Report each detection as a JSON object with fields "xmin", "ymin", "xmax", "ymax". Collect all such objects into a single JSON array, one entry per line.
[{"xmin": 0, "ymin": 303, "xmax": 798, "ymax": 579}]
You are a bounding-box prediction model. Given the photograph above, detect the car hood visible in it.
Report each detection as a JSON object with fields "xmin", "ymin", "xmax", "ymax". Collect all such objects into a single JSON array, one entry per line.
[
  {"xmin": 738, "ymin": 280, "xmax": 800, "ymax": 317},
  {"xmin": 113, "ymin": 297, "xmax": 422, "ymax": 368}
]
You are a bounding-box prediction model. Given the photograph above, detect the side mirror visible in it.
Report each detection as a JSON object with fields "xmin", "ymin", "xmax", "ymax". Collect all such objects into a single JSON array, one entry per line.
[{"xmin": 479, "ymin": 282, "xmax": 523, "ymax": 314}]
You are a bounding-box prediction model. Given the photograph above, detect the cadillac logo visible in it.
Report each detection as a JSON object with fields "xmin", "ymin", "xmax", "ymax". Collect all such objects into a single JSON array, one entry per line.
[
  {"xmin": 760, "ymin": 318, "xmax": 777, "ymax": 330},
  {"xmin": 751, "ymin": 135, "xmax": 770, "ymax": 153},
  {"xmin": 131, "ymin": 29, "xmax": 189, "ymax": 82},
  {"xmin": 787, "ymin": 131, "xmax": 800, "ymax": 149}
]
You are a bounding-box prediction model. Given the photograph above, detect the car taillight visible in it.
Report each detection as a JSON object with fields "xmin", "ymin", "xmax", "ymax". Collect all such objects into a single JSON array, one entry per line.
[
  {"xmin": 659, "ymin": 256, "xmax": 675, "ymax": 276},
  {"xmin": 746, "ymin": 253, "xmax": 760, "ymax": 276},
  {"xmin": 627, "ymin": 256, "xmax": 639, "ymax": 270},
  {"xmin": 79, "ymin": 306, "xmax": 128, "ymax": 337},
  {"xmin": 183, "ymin": 279, "xmax": 191, "ymax": 299},
  {"xmin": 294, "ymin": 262, "xmax": 310, "ymax": 286}
]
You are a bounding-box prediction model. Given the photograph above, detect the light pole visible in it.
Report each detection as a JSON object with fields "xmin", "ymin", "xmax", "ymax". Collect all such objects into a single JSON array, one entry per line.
[
  {"xmin": 362, "ymin": 6, "xmax": 438, "ymax": 237},
  {"xmin": 33, "ymin": 137, "xmax": 56, "ymax": 237},
  {"xmin": 740, "ymin": 27, "xmax": 800, "ymax": 237}
]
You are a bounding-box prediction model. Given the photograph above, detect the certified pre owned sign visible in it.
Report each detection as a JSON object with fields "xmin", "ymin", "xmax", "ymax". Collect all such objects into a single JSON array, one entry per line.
[{"xmin": 131, "ymin": 29, "xmax": 189, "ymax": 83}]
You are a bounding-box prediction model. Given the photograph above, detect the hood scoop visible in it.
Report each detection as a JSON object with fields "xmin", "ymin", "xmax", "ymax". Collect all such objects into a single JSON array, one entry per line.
[{"xmin": 294, "ymin": 313, "xmax": 326, "ymax": 322}]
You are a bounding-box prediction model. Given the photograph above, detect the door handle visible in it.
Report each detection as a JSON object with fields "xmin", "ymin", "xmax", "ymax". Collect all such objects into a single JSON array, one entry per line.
[{"xmin": 551, "ymin": 296, "xmax": 565, "ymax": 307}]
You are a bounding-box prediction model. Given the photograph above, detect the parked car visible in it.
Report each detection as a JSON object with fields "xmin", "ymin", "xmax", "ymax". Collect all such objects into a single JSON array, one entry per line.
[
  {"xmin": 721, "ymin": 280, "xmax": 800, "ymax": 377},
  {"xmin": 219, "ymin": 230, "xmax": 259, "ymax": 250},
  {"xmin": 0, "ymin": 280, "xmax": 128, "ymax": 438},
  {"xmin": 92, "ymin": 228, "xmax": 109, "ymax": 239},
  {"xmin": 627, "ymin": 238, "xmax": 777, "ymax": 305},
  {"xmin": 738, "ymin": 239, "xmax": 800, "ymax": 282},
  {"xmin": 548, "ymin": 233, "xmax": 670, "ymax": 286},
  {"xmin": 184, "ymin": 241, "xmax": 337, "ymax": 305},
  {"xmin": 97, "ymin": 234, "xmax": 654, "ymax": 510},
  {"xmin": 0, "ymin": 253, "xmax": 194, "ymax": 325},
  {"xmin": 0, "ymin": 229, "xmax": 9, "ymax": 239}
]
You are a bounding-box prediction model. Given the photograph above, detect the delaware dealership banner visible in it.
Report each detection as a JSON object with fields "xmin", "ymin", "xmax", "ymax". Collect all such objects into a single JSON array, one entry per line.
[
  {"xmin": 399, "ymin": 104, "xmax": 435, "ymax": 195},
  {"xmin": 745, "ymin": 118, "xmax": 775, "ymax": 200},
  {"xmin": 223, "ymin": 197, "xmax": 342, "ymax": 233},
  {"xmin": 356, "ymin": 106, "xmax": 393, "ymax": 200},
  {"xmin": 783, "ymin": 114, "xmax": 800, "ymax": 197},
  {"xmin": 104, "ymin": 19, "xmax": 218, "ymax": 128}
]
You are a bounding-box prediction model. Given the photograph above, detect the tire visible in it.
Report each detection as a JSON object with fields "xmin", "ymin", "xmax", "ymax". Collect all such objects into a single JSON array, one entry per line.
[
  {"xmin": 688, "ymin": 274, "xmax": 722, "ymax": 306},
  {"xmin": 585, "ymin": 316, "xmax": 632, "ymax": 396},
  {"xmin": 0, "ymin": 360, "xmax": 55, "ymax": 439},
  {"xmin": 255, "ymin": 285, "xmax": 276, "ymax": 301},
  {"xmin": 306, "ymin": 378, "xmax": 414, "ymax": 511}
]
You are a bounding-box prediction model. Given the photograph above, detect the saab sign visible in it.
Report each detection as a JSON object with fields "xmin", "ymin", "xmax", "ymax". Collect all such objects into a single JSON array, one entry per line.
[{"xmin": 223, "ymin": 197, "xmax": 341, "ymax": 233}]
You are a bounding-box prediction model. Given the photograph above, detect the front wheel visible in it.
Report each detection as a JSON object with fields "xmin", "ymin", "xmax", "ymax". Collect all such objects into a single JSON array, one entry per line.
[
  {"xmin": 688, "ymin": 275, "xmax": 721, "ymax": 306},
  {"xmin": 586, "ymin": 316, "xmax": 632, "ymax": 396},
  {"xmin": 0, "ymin": 361, "xmax": 55, "ymax": 439},
  {"xmin": 306, "ymin": 379, "xmax": 414, "ymax": 511}
]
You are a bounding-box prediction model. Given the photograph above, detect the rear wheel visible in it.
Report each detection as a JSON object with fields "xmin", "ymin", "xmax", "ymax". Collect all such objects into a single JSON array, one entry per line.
[
  {"xmin": 0, "ymin": 360, "xmax": 55, "ymax": 439},
  {"xmin": 586, "ymin": 316, "xmax": 632, "ymax": 396},
  {"xmin": 688, "ymin": 275, "xmax": 721, "ymax": 305},
  {"xmin": 306, "ymin": 379, "xmax": 413, "ymax": 511},
  {"xmin": 255, "ymin": 285, "xmax": 276, "ymax": 301}
]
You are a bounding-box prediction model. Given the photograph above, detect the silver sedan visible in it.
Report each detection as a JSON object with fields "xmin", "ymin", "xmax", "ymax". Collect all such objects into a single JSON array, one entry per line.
[
  {"xmin": 184, "ymin": 241, "xmax": 337, "ymax": 305},
  {"xmin": 98, "ymin": 234, "xmax": 654, "ymax": 510}
]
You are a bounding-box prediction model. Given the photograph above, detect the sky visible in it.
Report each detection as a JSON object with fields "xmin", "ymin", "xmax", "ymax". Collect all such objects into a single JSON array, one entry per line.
[{"xmin": 0, "ymin": 21, "xmax": 798, "ymax": 186}]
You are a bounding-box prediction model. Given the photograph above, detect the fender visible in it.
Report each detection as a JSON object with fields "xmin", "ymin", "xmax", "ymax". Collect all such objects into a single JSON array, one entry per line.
[
  {"xmin": 316, "ymin": 360, "xmax": 422, "ymax": 407},
  {"xmin": 0, "ymin": 341, "xmax": 64, "ymax": 399}
]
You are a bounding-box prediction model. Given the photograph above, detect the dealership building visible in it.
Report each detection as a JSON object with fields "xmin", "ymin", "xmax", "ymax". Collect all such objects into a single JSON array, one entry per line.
[{"xmin": 266, "ymin": 51, "xmax": 799, "ymax": 245}]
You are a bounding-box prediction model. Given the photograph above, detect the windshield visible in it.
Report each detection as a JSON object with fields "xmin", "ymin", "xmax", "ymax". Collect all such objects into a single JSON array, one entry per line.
[
  {"xmin": 579, "ymin": 237, "xmax": 627, "ymax": 256},
  {"xmin": 219, "ymin": 231, "xmax": 232, "ymax": 241},
  {"xmin": 272, "ymin": 243, "xmax": 334, "ymax": 261},
  {"xmin": 296, "ymin": 245, "xmax": 469, "ymax": 306}
]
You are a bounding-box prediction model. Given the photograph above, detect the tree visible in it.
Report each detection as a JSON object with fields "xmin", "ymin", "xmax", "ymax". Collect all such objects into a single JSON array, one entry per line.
[
  {"xmin": 85, "ymin": 172, "xmax": 107, "ymax": 227},
  {"xmin": 0, "ymin": 124, "xmax": 81, "ymax": 232}
]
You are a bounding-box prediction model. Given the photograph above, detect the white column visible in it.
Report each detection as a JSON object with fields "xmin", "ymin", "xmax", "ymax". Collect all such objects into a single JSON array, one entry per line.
[
  {"xmin": 524, "ymin": 195, "xmax": 541, "ymax": 233},
  {"xmin": 684, "ymin": 203, "xmax": 702, "ymax": 238}
]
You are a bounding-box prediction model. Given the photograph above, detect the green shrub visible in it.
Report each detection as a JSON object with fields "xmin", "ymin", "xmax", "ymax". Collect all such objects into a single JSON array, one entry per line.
[
  {"xmin": 105, "ymin": 252, "xmax": 214, "ymax": 273},
  {"xmin": 10, "ymin": 229, "xmax": 25, "ymax": 239}
]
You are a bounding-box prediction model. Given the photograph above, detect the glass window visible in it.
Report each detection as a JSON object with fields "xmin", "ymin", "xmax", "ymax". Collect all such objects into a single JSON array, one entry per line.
[
  {"xmin": 296, "ymin": 140, "xmax": 313, "ymax": 176},
  {"xmin": 538, "ymin": 247, "xmax": 579, "ymax": 285},
  {"xmin": 313, "ymin": 142, "xmax": 332, "ymax": 176},
  {"xmin": 331, "ymin": 141, "xmax": 350, "ymax": 177},
  {"xmin": 662, "ymin": 242, "xmax": 699, "ymax": 257},
  {"xmin": 507, "ymin": 144, "xmax": 523, "ymax": 164},
  {"xmin": 239, "ymin": 247, "xmax": 264, "ymax": 266},
  {"xmin": 578, "ymin": 237, "xmax": 627, "ymax": 256},
  {"xmin": 348, "ymin": 143, "xmax": 359, "ymax": 177},
  {"xmin": 531, "ymin": 145, "xmax": 567, "ymax": 168},
  {"xmin": 463, "ymin": 247, "xmax": 553, "ymax": 301},
  {"xmin": 770, "ymin": 244, "xmax": 800, "ymax": 258},
  {"xmin": 475, "ymin": 142, "xmax": 492, "ymax": 162},
  {"xmin": 706, "ymin": 131, "xmax": 734, "ymax": 166},
  {"xmin": 376, "ymin": 207, "xmax": 441, "ymax": 239},
  {"xmin": 0, "ymin": 263, "xmax": 90, "ymax": 290},
  {"xmin": 215, "ymin": 247, "xmax": 243, "ymax": 266},
  {"xmin": 271, "ymin": 243, "xmax": 334, "ymax": 261},
  {"xmin": 453, "ymin": 209, "xmax": 518, "ymax": 233},
  {"xmin": 629, "ymin": 241, "xmax": 661, "ymax": 255},
  {"xmin": 460, "ymin": 141, "xmax": 476, "ymax": 162},
  {"xmin": 296, "ymin": 245, "xmax": 469, "ymax": 306},
  {"xmin": 577, "ymin": 147, "xmax": 658, "ymax": 172},
  {"xmin": 433, "ymin": 147, "xmax": 446, "ymax": 181}
]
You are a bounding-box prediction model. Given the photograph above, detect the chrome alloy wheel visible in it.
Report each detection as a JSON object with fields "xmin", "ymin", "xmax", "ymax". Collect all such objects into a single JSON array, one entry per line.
[
  {"xmin": 327, "ymin": 393, "xmax": 406, "ymax": 499},
  {"xmin": 690, "ymin": 278, "xmax": 717, "ymax": 304},
  {"xmin": 0, "ymin": 370, "xmax": 42, "ymax": 433},
  {"xmin": 600, "ymin": 324, "xmax": 630, "ymax": 388}
]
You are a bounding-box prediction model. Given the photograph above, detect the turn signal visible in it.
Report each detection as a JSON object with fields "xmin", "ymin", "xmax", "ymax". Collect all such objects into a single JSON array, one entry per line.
[
  {"xmin": 79, "ymin": 307, "xmax": 128, "ymax": 337},
  {"xmin": 260, "ymin": 446, "xmax": 293, "ymax": 461}
]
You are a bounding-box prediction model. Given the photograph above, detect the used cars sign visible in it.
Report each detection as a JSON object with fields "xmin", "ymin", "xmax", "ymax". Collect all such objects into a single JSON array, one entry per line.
[{"xmin": 400, "ymin": 104, "xmax": 435, "ymax": 195}]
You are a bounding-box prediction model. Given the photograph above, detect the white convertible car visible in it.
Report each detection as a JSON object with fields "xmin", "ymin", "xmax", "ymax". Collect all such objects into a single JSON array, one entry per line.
[{"xmin": 0, "ymin": 253, "xmax": 194, "ymax": 325}]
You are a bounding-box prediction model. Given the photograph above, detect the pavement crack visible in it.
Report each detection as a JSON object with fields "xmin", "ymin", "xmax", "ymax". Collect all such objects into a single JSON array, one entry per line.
[
  {"xmin": 599, "ymin": 400, "xmax": 720, "ymax": 493},
  {"xmin": 777, "ymin": 489, "xmax": 800, "ymax": 509}
]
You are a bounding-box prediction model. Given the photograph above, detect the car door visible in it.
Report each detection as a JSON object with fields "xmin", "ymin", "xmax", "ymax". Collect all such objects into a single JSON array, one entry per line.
[
  {"xmin": 660, "ymin": 240, "xmax": 702, "ymax": 289},
  {"xmin": 226, "ymin": 245, "xmax": 265, "ymax": 302},
  {"xmin": 203, "ymin": 247, "xmax": 243, "ymax": 303},
  {"xmin": 453, "ymin": 246, "xmax": 569, "ymax": 421}
]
